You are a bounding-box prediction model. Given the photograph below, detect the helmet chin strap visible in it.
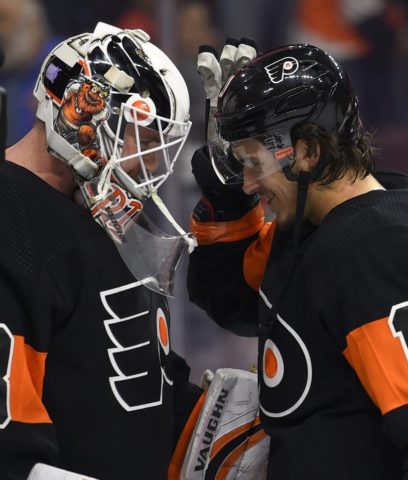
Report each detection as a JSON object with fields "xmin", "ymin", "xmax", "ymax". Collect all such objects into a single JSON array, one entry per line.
[
  {"xmin": 281, "ymin": 164, "xmax": 312, "ymax": 249},
  {"xmin": 259, "ymin": 169, "xmax": 311, "ymax": 335},
  {"xmin": 292, "ymin": 170, "xmax": 311, "ymax": 249},
  {"xmin": 151, "ymin": 190, "xmax": 197, "ymax": 253}
]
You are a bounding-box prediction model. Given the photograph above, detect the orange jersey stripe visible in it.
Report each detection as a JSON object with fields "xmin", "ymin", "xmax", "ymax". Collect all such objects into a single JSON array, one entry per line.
[
  {"xmin": 9, "ymin": 336, "xmax": 51, "ymax": 424},
  {"xmin": 243, "ymin": 221, "xmax": 277, "ymax": 291},
  {"xmin": 190, "ymin": 204, "xmax": 265, "ymax": 245},
  {"xmin": 168, "ymin": 391, "xmax": 207, "ymax": 480},
  {"xmin": 343, "ymin": 317, "xmax": 408, "ymax": 414}
]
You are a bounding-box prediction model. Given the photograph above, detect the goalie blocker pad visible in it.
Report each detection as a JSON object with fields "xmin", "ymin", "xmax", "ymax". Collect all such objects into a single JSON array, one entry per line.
[
  {"xmin": 27, "ymin": 463, "xmax": 99, "ymax": 480},
  {"xmin": 169, "ymin": 368, "xmax": 270, "ymax": 479}
]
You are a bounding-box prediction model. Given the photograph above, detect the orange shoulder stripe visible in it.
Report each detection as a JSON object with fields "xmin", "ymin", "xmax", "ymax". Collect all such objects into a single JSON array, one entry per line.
[
  {"xmin": 168, "ymin": 391, "xmax": 207, "ymax": 480},
  {"xmin": 343, "ymin": 316, "xmax": 408, "ymax": 415},
  {"xmin": 243, "ymin": 221, "xmax": 277, "ymax": 291},
  {"xmin": 10, "ymin": 336, "xmax": 51, "ymax": 424},
  {"xmin": 190, "ymin": 204, "xmax": 265, "ymax": 245}
]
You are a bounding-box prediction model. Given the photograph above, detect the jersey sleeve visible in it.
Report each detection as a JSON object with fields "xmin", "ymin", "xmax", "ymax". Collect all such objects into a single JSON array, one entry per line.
[
  {"xmin": 335, "ymin": 224, "xmax": 408, "ymax": 471},
  {"xmin": 188, "ymin": 206, "xmax": 276, "ymax": 336},
  {"xmin": 0, "ymin": 253, "xmax": 58, "ymax": 479}
]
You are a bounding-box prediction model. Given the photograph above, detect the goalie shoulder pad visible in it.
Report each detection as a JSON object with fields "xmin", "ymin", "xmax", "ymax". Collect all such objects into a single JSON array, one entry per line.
[{"xmin": 171, "ymin": 368, "xmax": 270, "ymax": 480}]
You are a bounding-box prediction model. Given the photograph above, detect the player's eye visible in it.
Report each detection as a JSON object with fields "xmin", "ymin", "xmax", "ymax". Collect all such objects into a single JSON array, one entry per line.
[
  {"xmin": 140, "ymin": 140, "xmax": 159, "ymax": 150},
  {"xmin": 248, "ymin": 157, "xmax": 261, "ymax": 169},
  {"xmin": 233, "ymin": 150, "xmax": 259, "ymax": 169}
]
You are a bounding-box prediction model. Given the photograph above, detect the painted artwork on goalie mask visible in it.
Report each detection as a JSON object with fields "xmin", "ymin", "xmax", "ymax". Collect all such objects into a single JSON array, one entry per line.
[{"xmin": 54, "ymin": 75, "xmax": 111, "ymax": 162}]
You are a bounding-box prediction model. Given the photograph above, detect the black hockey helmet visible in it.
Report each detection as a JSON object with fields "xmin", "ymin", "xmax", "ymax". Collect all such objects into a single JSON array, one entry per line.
[{"xmin": 210, "ymin": 43, "xmax": 360, "ymax": 185}]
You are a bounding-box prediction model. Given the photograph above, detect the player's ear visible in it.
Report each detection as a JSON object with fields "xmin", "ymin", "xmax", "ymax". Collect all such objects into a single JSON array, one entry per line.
[{"xmin": 293, "ymin": 139, "xmax": 320, "ymax": 172}]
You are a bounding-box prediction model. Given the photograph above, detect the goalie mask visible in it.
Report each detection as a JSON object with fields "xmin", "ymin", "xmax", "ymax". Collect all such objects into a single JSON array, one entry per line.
[
  {"xmin": 34, "ymin": 22, "xmax": 194, "ymax": 296},
  {"xmin": 210, "ymin": 43, "xmax": 360, "ymax": 185}
]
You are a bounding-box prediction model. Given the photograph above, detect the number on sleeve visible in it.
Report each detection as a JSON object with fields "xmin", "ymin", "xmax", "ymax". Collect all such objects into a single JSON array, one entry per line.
[{"xmin": 0, "ymin": 324, "xmax": 14, "ymax": 429}]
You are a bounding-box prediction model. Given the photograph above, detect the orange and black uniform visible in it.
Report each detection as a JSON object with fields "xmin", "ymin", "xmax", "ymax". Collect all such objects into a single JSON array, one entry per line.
[
  {"xmin": 0, "ymin": 160, "xmax": 200, "ymax": 479},
  {"xmin": 188, "ymin": 171, "xmax": 408, "ymax": 478}
]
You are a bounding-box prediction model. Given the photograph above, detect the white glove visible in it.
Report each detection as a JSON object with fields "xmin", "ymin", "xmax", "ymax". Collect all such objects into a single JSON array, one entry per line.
[
  {"xmin": 27, "ymin": 463, "xmax": 99, "ymax": 480},
  {"xmin": 197, "ymin": 38, "xmax": 257, "ymax": 142},
  {"xmin": 199, "ymin": 368, "xmax": 215, "ymax": 389}
]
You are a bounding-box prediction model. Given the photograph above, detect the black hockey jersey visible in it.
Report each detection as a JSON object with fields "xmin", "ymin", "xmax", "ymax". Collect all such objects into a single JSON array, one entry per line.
[
  {"xmin": 188, "ymin": 171, "xmax": 408, "ymax": 479},
  {"xmin": 0, "ymin": 161, "xmax": 200, "ymax": 480}
]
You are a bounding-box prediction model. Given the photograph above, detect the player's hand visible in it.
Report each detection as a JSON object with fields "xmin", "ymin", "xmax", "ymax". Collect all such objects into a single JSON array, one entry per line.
[
  {"xmin": 193, "ymin": 38, "xmax": 258, "ymax": 222},
  {"xmin": 197, "ymin": 37, "xmax": 257, "ymax": 143}
]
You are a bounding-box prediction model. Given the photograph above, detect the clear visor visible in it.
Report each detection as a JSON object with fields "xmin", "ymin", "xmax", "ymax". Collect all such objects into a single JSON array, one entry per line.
[
  {"xmin": 209, "ymin": 132, "xmax": 295, "ymax": 185},
  {"xmin": 96, "ymin": 100, "xmax": 191, "ymax": 201}
]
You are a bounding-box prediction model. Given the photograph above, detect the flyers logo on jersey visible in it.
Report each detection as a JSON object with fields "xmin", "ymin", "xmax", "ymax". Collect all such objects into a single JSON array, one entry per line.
[
  {"xmin": 258, "ymin": 289, "xmax": 312, "ymax": 418},
  {"xmin": 265, "ymin": 57, "xmax": 299, "ymax": 84},
  {"xmin": 100, "ymin": 280, "xmax": 172, "ymax": 412}
]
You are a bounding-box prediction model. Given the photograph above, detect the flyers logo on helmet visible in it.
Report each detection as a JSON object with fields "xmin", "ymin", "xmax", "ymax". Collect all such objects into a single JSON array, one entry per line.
[{"xmin": 265, "ymin": 57, "xmax": 299, "ymax": 84}]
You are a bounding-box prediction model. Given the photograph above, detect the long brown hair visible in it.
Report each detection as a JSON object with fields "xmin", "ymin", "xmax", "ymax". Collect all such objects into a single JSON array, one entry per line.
[{"xmin": 290, "ymin": 122, "xmax": 377, "ymax": 185}]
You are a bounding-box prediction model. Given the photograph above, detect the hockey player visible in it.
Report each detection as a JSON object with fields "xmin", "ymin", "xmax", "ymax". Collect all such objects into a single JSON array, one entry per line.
[
  {"xmin": 188, "ymin": 41, "xmax": 408, "ymax": 478},
  {"xmin": 0, "ymin": 22, "xmax": 203, "ymax": 479}
]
